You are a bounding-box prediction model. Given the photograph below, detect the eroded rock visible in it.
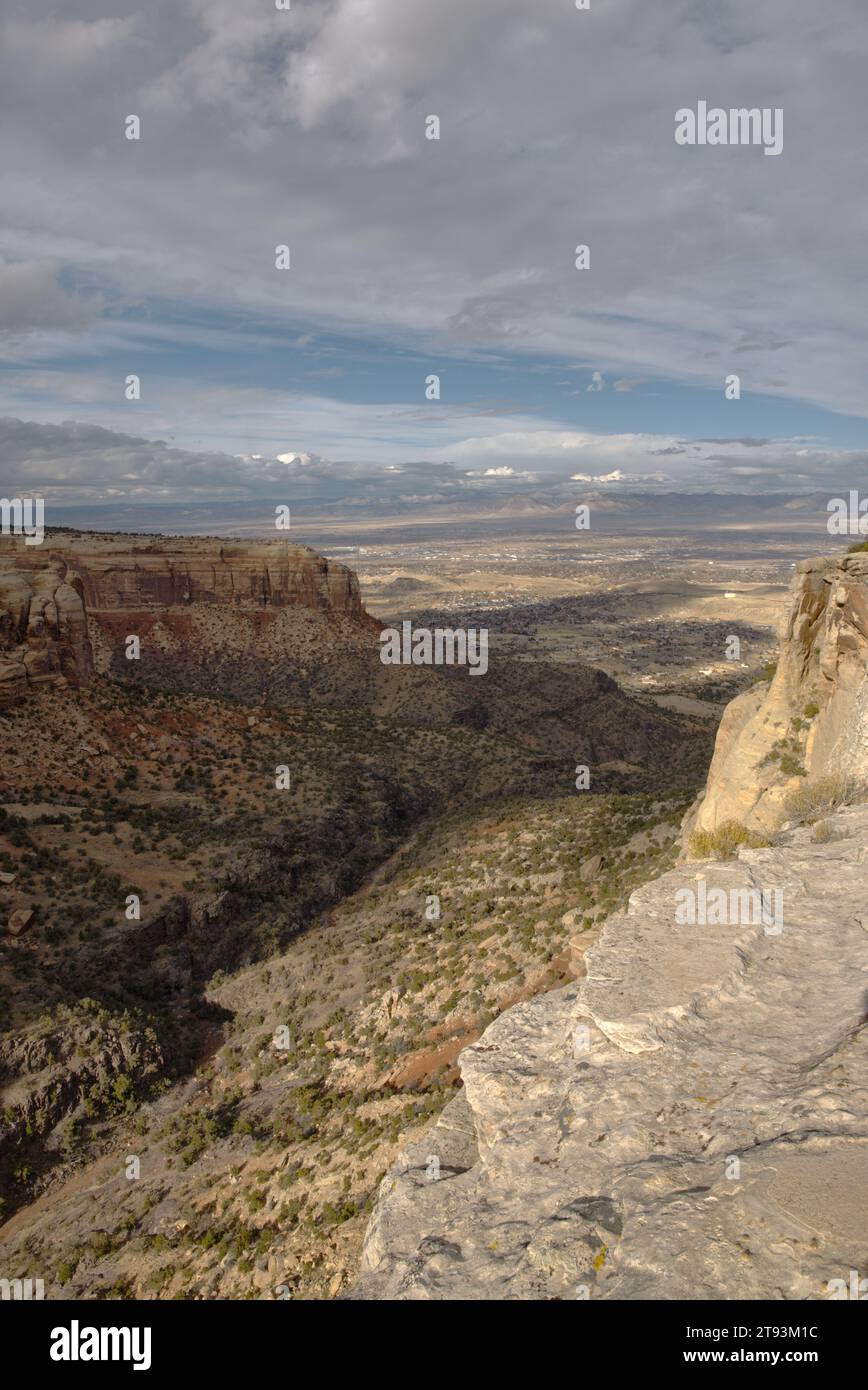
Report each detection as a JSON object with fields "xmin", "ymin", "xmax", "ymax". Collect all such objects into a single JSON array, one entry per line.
[{"xmin": 684, "ymin": 554, "xmax": 868, "ymax": 836}]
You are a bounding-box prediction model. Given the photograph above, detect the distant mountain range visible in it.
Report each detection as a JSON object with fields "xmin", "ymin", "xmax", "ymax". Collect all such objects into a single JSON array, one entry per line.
[{"xmin": 45, "ymin": 489, "xmax": 850, "ymax": 542}]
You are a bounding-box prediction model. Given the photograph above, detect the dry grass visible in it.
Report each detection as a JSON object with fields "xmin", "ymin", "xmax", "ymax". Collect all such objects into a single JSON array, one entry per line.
[
  {"xmin": 688, "ymin": 819, "xmax": 772, "ymax": 861},
  {"xmin": 811, "ymin": 819, "xmax": 833, "ymax": 843},
  {"xmin": 783, "ymin": 773, "xmax": 866, "ymax": 826}
]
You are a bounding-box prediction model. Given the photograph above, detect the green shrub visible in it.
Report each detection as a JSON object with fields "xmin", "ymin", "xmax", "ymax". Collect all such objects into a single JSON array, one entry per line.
[{"xmin": 751, "ymin": 661, "xmax": 778, "ymax": 686}]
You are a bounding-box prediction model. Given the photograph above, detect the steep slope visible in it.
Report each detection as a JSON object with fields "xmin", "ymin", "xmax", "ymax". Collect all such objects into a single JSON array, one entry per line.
[
  {"xmin": 0, "ymin": 788, "xmax": 691, "ymax": 1299},
  {"xmin": 684, "ymin": 552, "xmax": 868, "ymax": 836},
  {"xmin": 351, "ymin": 805, "xmax": 868, "ymax": 1300}
]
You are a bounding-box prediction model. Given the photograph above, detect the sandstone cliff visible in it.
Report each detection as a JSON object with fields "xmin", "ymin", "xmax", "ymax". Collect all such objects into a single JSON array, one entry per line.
[
  {"xmin": 0, "ymin": 531, "xmax": 376, "ymax": 710},
  {"xmin": 0, "ymin": 561, "xmax": 93, "ymax": 710},
  {"xmin": 2, "ymin": 531, "xmax": 372, "ymax": 622},
  {"xmin": 684, "ymin": 552, "xmax": 868, "ymax": 836}
]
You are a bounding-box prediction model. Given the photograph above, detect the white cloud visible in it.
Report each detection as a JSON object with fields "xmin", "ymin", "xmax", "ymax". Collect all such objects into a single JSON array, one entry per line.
[{"xmin": 2, "ymin": 415, "xmax": 865, "ymax": 507}]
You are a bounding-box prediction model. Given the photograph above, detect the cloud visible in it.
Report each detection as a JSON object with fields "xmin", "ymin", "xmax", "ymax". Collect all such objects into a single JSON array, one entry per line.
[
  {"xmin": 0, "ymin": 0, "xmax": 866, "ymax": 430},
  {"xmin": 0, "ymin": 14, "xmax": 138, "ymax": 85},
  {"xmin": 570, "ymin": 468, "xmax": 670, "ymax": 485},
  {"xmin": 0, "ymin": 260, "xmax": 101, "ymax": 336},
  {"xmin": 275, "ymin": 452, "xmax": 318, "ymax": 467},
  {"xmin": 1, "ymin": 0, "xmax": 868, "ymax": 523},
  {"xmin": 3, "ymin": 415, "xmax": 865, "ymax": 509}
]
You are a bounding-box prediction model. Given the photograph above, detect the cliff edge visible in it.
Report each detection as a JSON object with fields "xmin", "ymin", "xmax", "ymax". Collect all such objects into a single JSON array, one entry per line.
[
  {"xmin": 683, "ymin": 552, "xmax": 868, "ymax": 837},
  {"xmin": 351, "ymin": 555, "xmax": 868, "ymax": 1301},
  {"xmin": 352, "ymin": 807, "xmax": 868, "ymax": 1300}
]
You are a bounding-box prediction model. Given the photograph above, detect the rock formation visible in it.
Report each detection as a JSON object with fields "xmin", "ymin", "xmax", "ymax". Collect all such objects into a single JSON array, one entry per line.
[
  {"xmin": 684, "ymin": 552, "xmax": 868, "ymax": 836},
  {"xmin": 2, "ymin": 531, "xmax": 372, "ymax": 623},
  {"xmin": 352, "ymin": 555, "xmax": 868, "ymax": 1301},
  {"xmin": 0, "ymin": 531, "xmax": 377, "ymax": 710},
  {"xmin": 0, "ymin": 560, "xmax": 93, "ymax": 710}
]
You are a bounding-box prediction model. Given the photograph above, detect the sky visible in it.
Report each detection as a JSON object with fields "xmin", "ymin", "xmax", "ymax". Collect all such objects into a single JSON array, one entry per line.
[{"xmin": 2, "ymin": 0, "xmax": 868, "ymax": 509}]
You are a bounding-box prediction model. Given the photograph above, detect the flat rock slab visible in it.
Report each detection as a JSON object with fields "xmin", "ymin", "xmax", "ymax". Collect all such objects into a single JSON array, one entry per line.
[{"xmin": 351, "ymin": 807, "xmax": 868, "ymax": 1301}]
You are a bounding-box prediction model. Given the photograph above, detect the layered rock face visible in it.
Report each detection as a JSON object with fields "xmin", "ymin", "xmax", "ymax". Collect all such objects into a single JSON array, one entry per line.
[
  {"xmin": 0, "ymin": 531, "xmax": 376, "ymax": 709},
  {"xmin": 352, "ymin": 806, "xmax": 868, "ymax": 1300},
  {"xmin": 3, "ymin": 532, "xmax": 372, "ymax": 624},
  {"xmin": 684, "ymin": 552, "xmax": 868, "ymax": 836},
  {"xmin": 0, "ymin": 560, "xmax": 93, "ymax": 710}
]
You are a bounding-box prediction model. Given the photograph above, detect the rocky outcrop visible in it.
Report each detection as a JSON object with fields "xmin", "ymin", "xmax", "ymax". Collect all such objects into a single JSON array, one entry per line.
[
  {"xmin": 352, "ymin": 559, "xmax": 868, "ymax": 1300},
  {"xmin": 0, "ymin": 561, "xmax": 93, "ymax": 710},
  {"xmin": 684, "ymin": 553, "xmax": 868, "ymax": 836},
  {"xmin": 3, "ymin": 532, "xmax": 373, "ymax": 624},
  {"xmin": 0, "ymin": 1004, "xmax": 167, "ymax": 1201},
  {"xmin": 351, "ymin": 805, "xmax": 868, "ymax": 1300},
  {"xmin": 0, "ymin": 531, "xmax": 378, "ymax": 710}
]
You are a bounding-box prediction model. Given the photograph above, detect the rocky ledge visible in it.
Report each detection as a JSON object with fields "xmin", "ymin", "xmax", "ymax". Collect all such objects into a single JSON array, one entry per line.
[{"xmin": 351, "ymin": 805, "xmax": 868, "ymax": 1299}]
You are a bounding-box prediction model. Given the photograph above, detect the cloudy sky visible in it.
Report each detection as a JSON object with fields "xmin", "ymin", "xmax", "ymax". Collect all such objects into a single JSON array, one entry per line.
[{"xmin": 2, "ymin": 0, "xmax": 868, "ymax": 508}]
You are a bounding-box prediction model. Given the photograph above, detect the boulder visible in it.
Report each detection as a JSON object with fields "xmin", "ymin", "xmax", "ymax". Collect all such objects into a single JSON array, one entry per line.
[{"xmin": 7, "ymin": 907, "xmax": 34, "ymax": 936}]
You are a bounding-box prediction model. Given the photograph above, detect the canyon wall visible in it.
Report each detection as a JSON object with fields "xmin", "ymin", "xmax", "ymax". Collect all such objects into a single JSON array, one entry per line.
[
  {"xmin": 0, "ymin": 532, "xmax": 377, "ymax": 709},
  {"xmin": 684, "ymin": 552, "xmax": 868, "ymax": 836},
  {"xmin": 2, "ymin": 532, "xmax": 372, "ymax": 623}
]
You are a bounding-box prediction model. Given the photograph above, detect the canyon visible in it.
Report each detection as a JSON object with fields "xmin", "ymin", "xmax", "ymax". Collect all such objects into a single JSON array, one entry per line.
[
  {"xmin": 0, "ymin": 526, "xmax": 711, "ymax": 1299},
  {"xmin": 1, "ymin": 530, "xmax": 863, "ymax": 1302}
]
